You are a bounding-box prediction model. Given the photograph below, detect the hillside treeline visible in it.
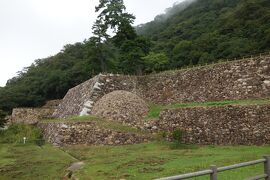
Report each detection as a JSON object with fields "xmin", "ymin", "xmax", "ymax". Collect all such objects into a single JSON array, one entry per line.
[{"xmin": 0, "ymin": 0, "xmax": 269, "ymax": 123}]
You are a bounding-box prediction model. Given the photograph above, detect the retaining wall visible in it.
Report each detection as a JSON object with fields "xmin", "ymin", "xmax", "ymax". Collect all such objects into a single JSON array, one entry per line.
[
  {"xmin": 11, "ymin": 108, "xmax": 55, "ymax": 125},
  {"xmin": 54, "ymin": 56, "xmax": 270, "ymax": 118},
  {"xmin": 158, "ymin": 104, "xmax": 270, "ymax": 145},
  {"xmin": 38, "ymin": 121, "xmax": 149, "ymax": 146},
  {"xmin": 11, "ymin": 100, "xmax": 61, "ymax": 124}
]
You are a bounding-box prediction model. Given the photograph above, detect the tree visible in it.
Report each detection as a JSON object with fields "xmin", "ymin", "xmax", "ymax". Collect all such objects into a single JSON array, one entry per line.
[
  {"xmin": 119, "ymin": 36, "xmax": 151, "ymax": 75},
  {"xmin": 92, "ymin": 0, "xmax": 136, "ymax": 72},
  {"xmin": 93, "ymin": 0, "xmax": 135, "ymax": 41},
  {"xmin": 142, "ymin": 52, "xmax": 169, "ymax": 73},
  {"xmin": 171, "ymin": 40, "xmax": 193, "ymax": 67}
]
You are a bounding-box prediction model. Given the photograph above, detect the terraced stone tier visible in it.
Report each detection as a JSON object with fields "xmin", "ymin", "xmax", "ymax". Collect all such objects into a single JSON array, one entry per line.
[
  {"xmin": 38, "ymin": 119, "xmax": 150, "ymax": 146},
  {"xmin": 54, "ymin": 55, "xmax": 270, "ymax": 118},
  {"xmin": 158, "ymin": 104, "xmax": 270, "ymax": 145}
]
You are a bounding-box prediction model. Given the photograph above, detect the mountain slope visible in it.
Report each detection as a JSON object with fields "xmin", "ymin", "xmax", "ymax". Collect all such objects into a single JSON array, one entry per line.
[
  {"xmin": 136, "ymin": 0, "xmax": 270, "ymax": 67},
  {"xmin": 0, "ymin": 0, "xmax": 270, "ymax": 114}
]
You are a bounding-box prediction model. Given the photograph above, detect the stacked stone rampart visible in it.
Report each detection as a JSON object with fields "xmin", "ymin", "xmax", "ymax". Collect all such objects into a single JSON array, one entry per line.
[
  {"xmin": 137, "ymin": 56, "xmax": 270, "ymax": 104},
  {"xmin": 11, "ymin": 100, "xmax": 61, "ymax": 125},
  {"xmin": 53, "ymin": 74, "xmax": 138, "ymax": 118},
  {"xmin": 158, "ymin": 104, "xmax": 270, "ymax": 145},
  {"xmin": 12, "ymin": 55, "xmax": 270, "ymax": 146},
  {"xmin": 54, "ymin": 56, "xmax": 270, "ymax": 118},
  {"xmin": 38, "ymin": 121, "xmax": 149, "ymax": 146}
]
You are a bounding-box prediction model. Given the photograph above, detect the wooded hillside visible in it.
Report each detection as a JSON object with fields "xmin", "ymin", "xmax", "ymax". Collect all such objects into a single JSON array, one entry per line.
[{"xmin": 0, "ymin": 0, "xmax": 269, "ymax": 118}]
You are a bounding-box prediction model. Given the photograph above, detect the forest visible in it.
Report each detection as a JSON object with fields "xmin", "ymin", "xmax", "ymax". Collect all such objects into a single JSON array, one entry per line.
[{"xmin": 0, "ymin": 0, "xmax": 270, "ymax": 126}]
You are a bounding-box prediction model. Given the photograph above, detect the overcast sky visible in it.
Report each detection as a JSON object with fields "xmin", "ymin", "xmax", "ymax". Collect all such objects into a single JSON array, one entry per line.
[{"xmin": 0, "ymin": 0, "xmax": 181, "ymax": 86}]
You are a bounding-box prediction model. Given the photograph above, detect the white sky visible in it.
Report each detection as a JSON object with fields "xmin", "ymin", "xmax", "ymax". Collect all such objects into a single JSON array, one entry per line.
[{"xmin": 0, "ymin": 0, "xmax": 180, "ymax": 86}]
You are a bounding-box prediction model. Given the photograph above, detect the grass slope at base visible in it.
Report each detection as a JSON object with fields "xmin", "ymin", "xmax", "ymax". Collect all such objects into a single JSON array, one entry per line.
[
  {"xmin": 65, "ymin": 142, "xmax": 270, "ymax": 180},
  {"xmin": 0, "ymin": 143, "xmax": 75, "ymax": 180},
  {"xmin": 0, "ymin": 141, "xmax": 269, "ymax": 179}
]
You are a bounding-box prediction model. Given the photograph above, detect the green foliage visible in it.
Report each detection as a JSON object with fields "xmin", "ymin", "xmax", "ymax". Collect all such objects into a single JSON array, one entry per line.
[
  {"xmin": 171, "ymin": 40, "xmax": 194, "ymax": 67},
  {"xmin": 156, "ymin": 131, "xmax": 167, "ymax": 141},
  {"xmin": 119, "ymin": 36, "xmax": 151, "ymax": 75},
  {"xmin": 93, "ymin": 0, "xmax": 135, "ymax": 41},
  {"xmin": 172, "ymin": 129, "xmax": 183, "ymax": 143},
  {"xmin": 137, "ymin": 0, "xmax": 270, "ymax": 68},
  {"xmin": 0, "ymin": 0, "xmax": 269, "ymax": 113},
  {"xmin": 146, "ymin": 104, "xmax": 163, "ymax": 120},
  {"xmin": 92, "ymin": 0, "xmax": 137, "ymax": 72},
  {"xmin": 0, "ymin": 110, "xmax": 7, "ymax": 128},
  {"xmin": 0, "ymin": 41, "xmax": 105, "ymax": 112},
  {"xmin": 0, "ymin": 124, "xmax": 43, "ymax": 143},
  {"xmin": 143, "ymin": 52, "xmax": 169, "ymax": 72},
  {"xmin": 169, "ymin": 129, "xmax": 184, "ymax": 149}
]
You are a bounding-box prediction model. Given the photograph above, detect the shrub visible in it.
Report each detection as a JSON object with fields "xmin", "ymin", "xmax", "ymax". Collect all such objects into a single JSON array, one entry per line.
[
  {"xmin": 0, "ymin": 109, "xmax": 7, "ymax": 128},
  {"xmin": 172, "ymin": 129, "xmax": 183, "ymax": 143},
  {"xmin": 0, "ymin": 124, "xmax": 43, "ymax": 144},
  {"xmin": 156, "ymin": 131, "xmax": 168, "ymax": 141},
  {"xmin": 169, "ymin": 129, "xmax": 185, "ymax": 150}
]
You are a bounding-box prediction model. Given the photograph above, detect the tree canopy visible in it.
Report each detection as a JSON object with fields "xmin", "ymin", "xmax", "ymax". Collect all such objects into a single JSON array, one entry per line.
[{"xmin": 136, "ymin": 0, "xmax": 270, "ymax": 68}]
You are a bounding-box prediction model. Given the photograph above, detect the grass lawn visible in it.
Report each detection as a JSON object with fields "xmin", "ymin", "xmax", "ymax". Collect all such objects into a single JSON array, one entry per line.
[
  {"xmin": 64, "ymin": 142, "xmax": 270, "ymax": 180},
  {"xmin": 0, "ymin": 143, "xmax": 75, "ymax": 180},
  {"xmin": 146, "ymin": 98, "xmax": 270, "ymax": 119},
  {"xmin": 0, "ymin": 141, "xmax": 269, "ymax": 179}
]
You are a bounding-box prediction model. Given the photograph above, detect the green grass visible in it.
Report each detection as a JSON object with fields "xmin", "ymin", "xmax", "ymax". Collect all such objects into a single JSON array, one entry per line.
[
  {"xmin": 0, "ymin": 141, "xmax": 269, "ymax": 179},
  {"xmin": 0, "ymin": 143, "xmax": 75, "ymax": 180},
  {"xmin": 0, "ymin": 124, "xmax": 75, "ymax": 179},
  {"xmin": 0, "ymin": 124, "xmax": 43, "ymax": 143},
  {"xmin": 146, "ymin": 98, "xmax": 270, "ymax": 119},
  {"xmin": 40, "ymin": 115, "xmax": 100, "ymax": 123},
  {"xmin": 1, "ymin": 101, "xmax": 270, "ymax": 179},
  {"xmin": 64, "ymin": 142, "xmax": 270, "ymax": 180}
]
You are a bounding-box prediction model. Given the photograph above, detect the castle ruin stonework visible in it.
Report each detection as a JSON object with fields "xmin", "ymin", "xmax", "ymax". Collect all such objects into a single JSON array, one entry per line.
[
  {"xmin": 54, "ymin": 56, "xmax": 270, "ymax": 118},
  {"xmin": 11, "ymin": 55, "xmax": 270, "ymax": 145}
]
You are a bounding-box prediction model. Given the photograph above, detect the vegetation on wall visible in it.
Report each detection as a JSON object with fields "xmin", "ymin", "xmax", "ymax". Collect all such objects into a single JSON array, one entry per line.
[{"xmin": 0, "ymin": 0, "xmax": 269, "ymax": 116}]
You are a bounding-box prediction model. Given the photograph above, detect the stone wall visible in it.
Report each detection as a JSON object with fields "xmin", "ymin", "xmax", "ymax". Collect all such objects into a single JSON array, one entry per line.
[
  {"xmin": 53, "ymin": 74, "xmax": 138, "ymax": 118},
  {"xmin": 11, "ymin": 100, "xmax": 61, "ymax": 125},
  {"xmin": 53, "ymin": 77, "xmax": 98, "ymax": 118},
  {"xmin": 158, "ymin": 104, "xmax": 270, "ymax": 145},
  {"xmin": 38, "ymin": 121, "xmax": 149, "ymax": 146},
  {"xmin": 137, "ymin": 56, "xmax": 270, "ymax": 104},
  {"xmin": 11, "ymin": 108, "xmax": 55, "ymax": 125},
  {"xmin": 54, "ymin": 55, "xmax": 270, "ymax": 118}
]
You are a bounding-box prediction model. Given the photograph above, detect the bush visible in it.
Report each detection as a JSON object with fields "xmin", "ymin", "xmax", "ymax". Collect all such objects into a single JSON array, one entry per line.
[
  {"xmin": 169, "ymin": 129, "xmax": 185, "ymax": 150},
  {"xmin": 156, "ymin": 131, "xmax": 168, "ymax": 141},
  {"xmin": 0, "ymin": 124, "xmax": 43, "ymax": 144},
  {"xmin": 0, "ymin": 110, "xmax": 7, "ymax": 128},
  {"xmin": 172, "ymin": 129, "xmax": 183, "ymax": 143}
]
